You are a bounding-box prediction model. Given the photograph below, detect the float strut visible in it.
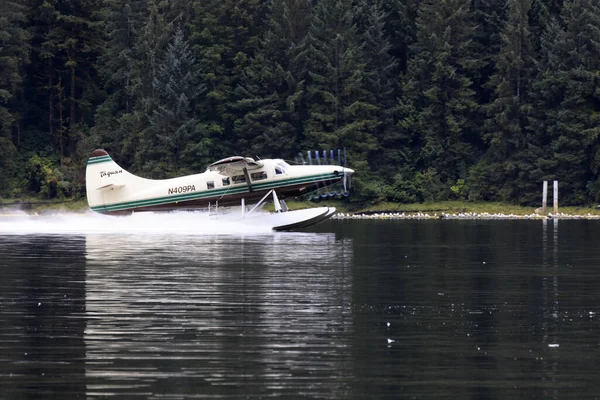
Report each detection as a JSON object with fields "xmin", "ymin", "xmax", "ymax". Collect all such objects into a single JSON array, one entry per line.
[
  {"xmin": 248, "ymin": 190, "xmax": 273, "ymax": 214},
  {"xmin": 272, "ymin": 191, "xmax": 282, "ymax": 213}
]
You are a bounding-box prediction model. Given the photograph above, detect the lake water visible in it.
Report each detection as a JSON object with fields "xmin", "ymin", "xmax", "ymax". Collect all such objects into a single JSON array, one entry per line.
[{"xmin": 1, "ymin": 214, "xmax": 600, "ymax": 399}]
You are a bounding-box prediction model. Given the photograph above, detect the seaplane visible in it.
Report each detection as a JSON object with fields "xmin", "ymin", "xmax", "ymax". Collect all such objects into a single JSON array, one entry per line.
[{"xmin": 85, "ymin": 149, "xmax": 354, "ymax": 231}]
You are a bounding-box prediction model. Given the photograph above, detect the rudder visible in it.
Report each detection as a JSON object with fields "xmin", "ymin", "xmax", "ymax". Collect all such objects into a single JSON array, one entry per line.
[{"xmin": 85, "ymin": 149, "xmax": 128, "ymax": 212}]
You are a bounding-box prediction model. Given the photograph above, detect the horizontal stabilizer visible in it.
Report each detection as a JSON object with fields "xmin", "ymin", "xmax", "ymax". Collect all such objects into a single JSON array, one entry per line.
[{"xmin": 95, "ymin": 183, "xmax": 125, "ymax": 190}]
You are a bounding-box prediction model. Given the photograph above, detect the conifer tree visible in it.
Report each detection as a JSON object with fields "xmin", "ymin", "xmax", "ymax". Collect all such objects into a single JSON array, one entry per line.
[
  {"xmin": 375, "ymin": 1, "xmax": 424, "ymax": 202},
  {"xmin": 402, "ymin": 0, "xmax": 479, "ymax": 198},
  {"xmin": 303, "ymin": 0, "xmax": 378, "ymax": 196},
  {"xmin": 532, "ymin": 0, "xmax": 600, "ymax": 203},
  {"xmin": 530, "ymin": 0, "xmax": 565, "ymax": 50},
  {"xmin": 137, "ymin": 27, "xmax": 203, "ymax": 177},
  {"xmin": 98, "ymin": 0, "xmax": 145, "ymax": 112},
  {"xmin": 92, "ymin": 0, "xmax": 146, "ymax": 164},
  {"xmin": 4, "ymin": 0, "xmax": 598, "ymax": 204},
  {"xmin": 0, "ymin": 0, "xmax": 30, "ymax": 195},
  {"xmin": 380, "ymin": 0, "xmax": 419, "ymax": 74},
  {"xmin": 28, "ymin": 0, "xmax": 103, "ymax": 159},
  {"xmin": 235, "ymin": 0, "xmax": 313, "ymax": 158},
  {"xmin": 190, "ymin": 0, "xmax": 264, "ymax": 159},
  {"xmin": 353, "ymin": 0, "xmax": 399, "ymax": 180},
  {"xmin": 470, "ymin": 0, "xmax": 506, "ymax": 104},
  {"xmin": 470, "ymin": 0, "xmax": 538, "ymax": 203},
  {"xmin": 106, "ymin": 0, "xmax": 171, "ymax": 171}
]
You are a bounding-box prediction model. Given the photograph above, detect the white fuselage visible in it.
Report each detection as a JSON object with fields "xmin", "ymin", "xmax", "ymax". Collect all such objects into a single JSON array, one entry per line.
[{"xmin": 86, "ymin": 153, "xmax": 352, "ymax": 214}]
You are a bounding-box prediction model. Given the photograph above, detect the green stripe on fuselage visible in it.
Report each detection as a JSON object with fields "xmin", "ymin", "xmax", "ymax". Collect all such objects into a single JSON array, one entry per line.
[
  {"xmin": 87, "ymin": 156, "xmax": 113, "ymax": 165},
  {"xmin": 90, "ymin": 172, "xmax": 338, "ymax": 212}
]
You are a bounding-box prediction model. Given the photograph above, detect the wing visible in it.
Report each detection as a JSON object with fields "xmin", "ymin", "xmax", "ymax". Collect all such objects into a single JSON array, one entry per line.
[{"xmin": 208, "ymin": 156, "xmax": 263, "ymax": 175}]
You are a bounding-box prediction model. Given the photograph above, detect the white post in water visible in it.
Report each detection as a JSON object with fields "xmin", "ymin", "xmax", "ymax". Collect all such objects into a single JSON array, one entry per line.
[
  {"xmin": 553, "ymin": 180, "xmax": 558, "ymax": 215},
  {"xmin": 542, "ymin": 181, "xmax": 548, "ymax": 214}
]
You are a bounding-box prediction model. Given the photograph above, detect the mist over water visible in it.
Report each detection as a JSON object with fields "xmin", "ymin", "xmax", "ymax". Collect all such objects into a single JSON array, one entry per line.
[{"xmin": 0, "ymin": 210, "xmax": 275, "ymax": 235}]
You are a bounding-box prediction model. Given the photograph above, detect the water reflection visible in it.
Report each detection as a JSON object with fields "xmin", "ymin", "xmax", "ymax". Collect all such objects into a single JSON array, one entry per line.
[
  {"xmin": 344, "ymin": 219, "xmax": 600, "ymax": 398},
  {"xmin": 4, "ymin": 219, "xmax": 600, "ymax": 398},
  {"xmin": 84, "ymin": 232, "xmax": 353, "ymax": 398},
  {"xmin": 0, "ymin": 235, "xmax": 86, "ymax": 399},
  {"xmin": 541, "ymin": 219, "xmax": 560, "ymax": 398}
]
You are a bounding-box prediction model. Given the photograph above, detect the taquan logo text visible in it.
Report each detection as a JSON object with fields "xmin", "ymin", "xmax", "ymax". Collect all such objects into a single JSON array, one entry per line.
[{"xmin": 100, "ymin": 170, "xmax": 123, "ymax": 178}]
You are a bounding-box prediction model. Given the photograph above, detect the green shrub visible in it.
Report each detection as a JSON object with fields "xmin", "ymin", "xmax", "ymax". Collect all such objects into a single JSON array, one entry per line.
[
  {"xmin": 450, "ymin": 178, "xmax": 467, "ymax": 200},
  {"xmin": 0, "ymin": 138, "xmax": 17, "ymax": 197},
  {"xmin": 25, "ymin": 155, "xmax": 69, "ymax": 199}
]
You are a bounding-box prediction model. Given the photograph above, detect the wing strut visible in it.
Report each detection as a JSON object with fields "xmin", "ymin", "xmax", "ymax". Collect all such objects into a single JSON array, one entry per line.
[{"xmin": 242, "ymin": 167, "xmax": 253, "ymax": 193}]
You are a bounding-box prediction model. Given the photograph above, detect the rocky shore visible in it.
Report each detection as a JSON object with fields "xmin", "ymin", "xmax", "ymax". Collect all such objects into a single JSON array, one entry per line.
[{"xmin": 333, "ymin": 211, "xmax": 600, "ymax": 220}]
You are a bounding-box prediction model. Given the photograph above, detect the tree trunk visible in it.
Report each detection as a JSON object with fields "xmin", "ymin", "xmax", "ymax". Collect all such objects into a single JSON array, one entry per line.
[
  {"xmin": 48, "ymin": 59, "xmax": 54, "ymax": 145},
  {"xmin": 57, "ymin": 78, "xmax": 64, "ymax": 161},
  {"xmin": 69, "ymin": 53, "xmax": 77, "ymax": 158}
]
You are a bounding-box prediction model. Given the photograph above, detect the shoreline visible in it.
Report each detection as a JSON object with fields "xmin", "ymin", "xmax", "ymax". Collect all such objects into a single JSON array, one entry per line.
[
  {"xmin": 334, "ymin": 211, "xmax": 600, "ymax": 220},
  {"xmin": 2, "ymin": 199, "xmax": 600, "ymax": 220},
  {"xmin": 2, "ymin": 209, "xmax": 600, "ymax": 221}
]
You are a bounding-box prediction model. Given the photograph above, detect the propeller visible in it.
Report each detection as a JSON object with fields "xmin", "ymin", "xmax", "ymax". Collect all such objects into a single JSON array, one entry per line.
[
  {"xmin": 297, "ymin": 152, "xmax": 306, "ymax": 165},
  {"xmin": 302, "ymin": 148, "xmax": 352, "ymax": 200}
]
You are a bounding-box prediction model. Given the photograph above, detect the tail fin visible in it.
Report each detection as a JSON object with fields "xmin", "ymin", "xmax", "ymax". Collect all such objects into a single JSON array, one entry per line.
[{"xmin": 85, "ymin": 149, "xmax": 130, "ymax": 211}]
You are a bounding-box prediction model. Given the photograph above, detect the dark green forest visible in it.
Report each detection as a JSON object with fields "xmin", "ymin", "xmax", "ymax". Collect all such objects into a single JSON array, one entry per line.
[{"xmin": 1, "ymin": 0, "xmax": 599, "ymax": 205}]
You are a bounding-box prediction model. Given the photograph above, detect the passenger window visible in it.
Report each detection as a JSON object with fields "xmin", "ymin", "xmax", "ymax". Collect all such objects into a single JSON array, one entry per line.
[
  {"xmin": 251, "ymin": 171, "xmax": 268, "ymax": 181},
  {"xmin": 207, "ymin": 181, "xmax": 214, "ymax": 189},
  {"xmin": 233, "ymin": 175, "xmax": 246, "ymax": 183},
  {"xmin": 275, "ymin": 166, "xmax": 283, "ymax": 175},
  {"xmin": 222, "ymin": 177, "xmax": 230, "ymax": 186}
]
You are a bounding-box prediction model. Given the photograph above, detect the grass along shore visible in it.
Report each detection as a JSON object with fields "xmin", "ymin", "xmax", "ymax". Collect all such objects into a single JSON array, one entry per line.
[
  {"xmin": 2, "ymin": 198, "xmax": 600, "ymax": 219},
  {"xmin": 293, "ymin": 200, "xmax": 600, "ymax": 219}
]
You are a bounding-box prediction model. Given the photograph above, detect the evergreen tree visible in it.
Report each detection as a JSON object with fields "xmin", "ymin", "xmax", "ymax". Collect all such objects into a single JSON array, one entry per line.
[
  {"xmin": 133, "ymin": 0, "xmax": 168, "ymax": 104},
  {"xmin": 137, "ymin": 27, "xmax": 204, "ymax": 177},
  {"xmin": 470, "ymin": 0, "xmax": 538, "ymax": 203},
  {"xmin": 354, "ymin": 0, "xmax": 400, "ymax": 183},
  {"xmin": 27, "ymin": 0, "xmax": 104, "ymax": 159},
  {"xmin": 402, "ymin": 0, "xmax": 479, "ymax": 199},
  {"xmin": 0, "ymin": 0, "xmax": 30, "ymax": 195},
  {"xmin": 107, "ymin": 0, "xmax": 170, "ymax": 170},
  {"xmin": 532, "ymin": 0, "xmax": 600, "ymax": 203},
  {"xmin": 190, "ymin": 0, "xmax": 265, "ymax": 159},
  {"xmin": 91, "ymin": 0, "xmax": 146, "ymax": 163},
  {"xmin": 530, "ymin": 0, "xmax": 565, "ymax": 50},
  {"xmin": 0, "ymin": 0, "xmax": 595, "ymax": 205},
  {"xmin": 235, "ymin": 0, "xmax": 313, "ymax": 158},
  {"xmin": 470, "ymin": 0, "xmax": 506, "ymax": 105},
  {"xmin": 303, "ymin": 0, "xmax": 378, "ymax": 200},
  {"xmin": 98, "ymin": 0, "xmax": 145, "ymax": 112},
  {"xmin": 380, "ymin": 0, "xmax": 419, "ymax": 74}
]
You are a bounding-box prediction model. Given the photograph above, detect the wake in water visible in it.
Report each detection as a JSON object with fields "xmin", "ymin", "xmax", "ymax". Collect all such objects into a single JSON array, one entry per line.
[{"xmin": 0, "ymin": 210, "xmax": 276, "ymax": 235}]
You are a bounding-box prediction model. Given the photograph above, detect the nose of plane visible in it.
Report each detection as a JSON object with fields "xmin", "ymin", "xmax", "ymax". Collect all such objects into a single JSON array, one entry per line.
[{"xmin": 333, "ymin": 167, "xmax": 354, "ymax": 176}]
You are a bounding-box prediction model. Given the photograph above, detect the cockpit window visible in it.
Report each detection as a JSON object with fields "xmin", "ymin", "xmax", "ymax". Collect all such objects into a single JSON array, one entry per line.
[{"xmin": 275, "ymin": 161, "xmax": 289, "ymax": 175}]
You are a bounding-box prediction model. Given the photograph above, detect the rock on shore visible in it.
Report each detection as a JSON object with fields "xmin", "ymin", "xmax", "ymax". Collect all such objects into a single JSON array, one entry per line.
[{"xmin": 333, "ymin": 212, "xmax": 600, "ymax": 220}]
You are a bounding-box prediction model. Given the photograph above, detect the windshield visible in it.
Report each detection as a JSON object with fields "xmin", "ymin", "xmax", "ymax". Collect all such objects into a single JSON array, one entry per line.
[{"xmin": 275, "ymin": 160, "xmax": 290, "ymax": 175}]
